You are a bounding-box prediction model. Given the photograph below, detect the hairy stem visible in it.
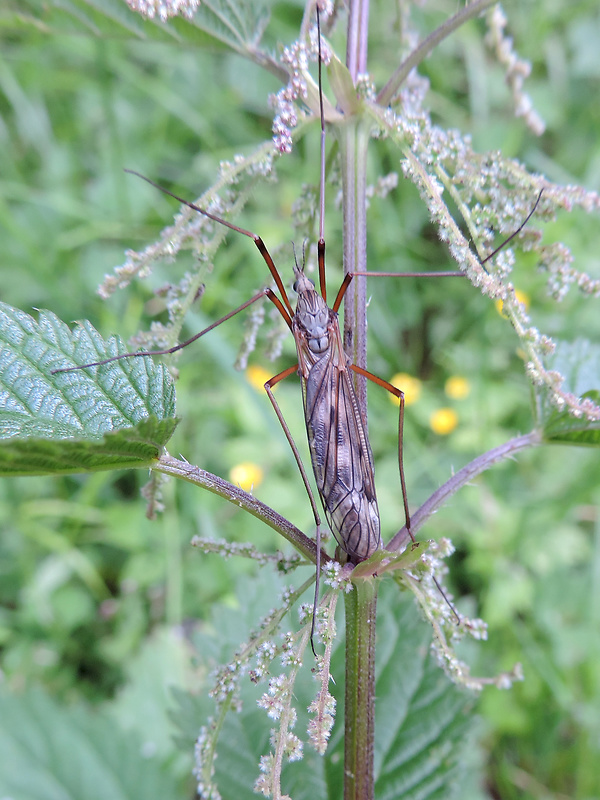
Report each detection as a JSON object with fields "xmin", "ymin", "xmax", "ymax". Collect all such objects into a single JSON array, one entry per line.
[
  {"xmin": 387, "ymin": 430, "xmax": 543, "ymax": 551},
  {"xmin": 340, "ymin": 4, "xmax": 375, "ymax": 800},
  {"xmin": 154, "ymin": 453, "xmax": 327, "ymax": 565},
  {"xmin": 344, "ymin": 577, "xmax": 378, "ymax": 800},
  {"xmin": 377, "ymin": 0, "xmax": 496, "ymax": 105},
  {"xmin": 345, "ymin": 0, "xmax": 369, "ymax": 82},
  {"xmin": 341, "ymin": 0, "xmax": 371, "ymax": 407},
  {"xmin": 339, "ymin": 119, "xmax": 370, "ymax": 408}
]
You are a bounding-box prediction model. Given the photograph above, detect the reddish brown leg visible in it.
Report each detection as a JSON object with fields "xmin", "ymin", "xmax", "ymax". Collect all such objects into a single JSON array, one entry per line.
[
  {"xmin": 349, "ymin": 363, "xmax": 461, "ymax": 623},
  {"xmin": 348, "ymin": 363, "xmax": 412, "ymax": 540},
  {"xmin": 264, "ymin": 365, "xmax": 322, "ymax": 533}
]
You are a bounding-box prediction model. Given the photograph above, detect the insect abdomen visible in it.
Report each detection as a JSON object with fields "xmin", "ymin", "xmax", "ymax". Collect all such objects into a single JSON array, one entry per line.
[{"xmin": 302, "ymin": 349, "xmax": 381, "ymax": 563}]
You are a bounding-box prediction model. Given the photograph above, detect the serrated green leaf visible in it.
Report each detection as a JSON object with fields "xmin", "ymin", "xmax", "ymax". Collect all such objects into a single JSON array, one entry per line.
[
  {"xmin": 107, "ymin": 627, "xmax": 198, "ymax": 762},
  {"xmin": 0, "ymin": 416, "xmax": 178, "ymax": 475},
  {"xmin": 193, "ymin": 0, "xmax": 270, "ymax": 50},
  {"xmin": 0, "ymin": 687, "xmax": 186, "ymax": 800},
  {"xmin": 373, "ymin": 584, "xmax": 475, "ymax": 800},
  {"xmin": 178, "ymin": 575, "xmax": 479, "ymax": 800},
  {"xmin": 542, "ymin": 389, "xmax": 600, "ymax": 444},
  {"xmin": 0, "ymin": 302, "xmax": 178, "ymax": 474},
  {"xmin": 536, "ymin": 338, "xmax": 600, "ymax": 445}
]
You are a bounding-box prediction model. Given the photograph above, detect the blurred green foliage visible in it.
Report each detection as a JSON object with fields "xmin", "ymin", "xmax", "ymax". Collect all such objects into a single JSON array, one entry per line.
[{"xmin": 0, "ymin": 1, "xmax": 599, "ymax": 798}]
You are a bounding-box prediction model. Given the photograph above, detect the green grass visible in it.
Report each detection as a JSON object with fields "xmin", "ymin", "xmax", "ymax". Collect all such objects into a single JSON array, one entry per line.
[{"xmin": 0, "ymin": 1, "xmax": 599, "ymax": 798}]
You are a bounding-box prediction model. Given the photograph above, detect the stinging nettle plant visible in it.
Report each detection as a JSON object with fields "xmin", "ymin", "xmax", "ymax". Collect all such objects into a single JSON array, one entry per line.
[{"xmin": 1, "ymin": 1, "xmax": 600, "ymax": 799}]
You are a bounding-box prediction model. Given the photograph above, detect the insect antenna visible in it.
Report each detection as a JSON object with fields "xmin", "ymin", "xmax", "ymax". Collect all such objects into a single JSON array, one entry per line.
[
  {"xmin": 309, "ymin": 2, "xmax": 327, "ymax": 655},
  {"xmin": 51, "ymin": 290, "xmax": 275, "ymax": 374},
  {"xmin": 480, "ymin": 189, "xmax": 544, "ymax": 269},
  {"xmin": 316, "ymin": 5, "xmax": 327, "ymax": 303}
]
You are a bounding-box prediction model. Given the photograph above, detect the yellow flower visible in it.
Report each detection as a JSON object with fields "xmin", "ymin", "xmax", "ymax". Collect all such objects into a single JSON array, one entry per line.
[
  {"xmin": 495, "ymin": 289, "xmax": 530, "ymax": 317},
  {"xmin": 445, "ymin": 376, "xmax": 471, "ymax": 400},
  {"xmin": 229, "ymin": 462, "xmax": 264, "ymax": 492},
  {"xmin": 246, "ymin": 364, "xmax": 273, "ymax": 392},
  {"xmin": 388, "ymin": 373, "xmax": 422, "ymax": 406},
  {"xmin": 430, "ymin": 408, "xmax": 458, "ymax": 435}
]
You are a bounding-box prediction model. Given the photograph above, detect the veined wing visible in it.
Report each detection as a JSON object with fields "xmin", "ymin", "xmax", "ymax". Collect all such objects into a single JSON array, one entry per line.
[{"xmin": 302, "ymin": 345, "xmax": 381, "ymax": 563}]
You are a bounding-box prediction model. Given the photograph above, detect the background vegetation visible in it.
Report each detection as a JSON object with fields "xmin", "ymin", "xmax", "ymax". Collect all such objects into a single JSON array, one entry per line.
[{"xmin": 0, "ymin": 1, "xmax": 599, "ymax": 798}]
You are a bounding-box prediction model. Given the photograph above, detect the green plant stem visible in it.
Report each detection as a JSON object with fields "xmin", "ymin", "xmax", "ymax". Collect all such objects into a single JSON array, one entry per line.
[
  {"xmin": 345, "ymin": 0, "xmax": 369, "ymax": 81},
  {"xmin": 154, "ymin": 453, "xmax": 327, "ymax": 565},
  {"xmin": 387, "ymin": 430, "xmax": 543, "ymax": 551},
  {"xmin": 344, "ymin": 578, "xmax": 378, "ymax": 800},
  {"xmin": 377, "ymin": 0, "xmax": 496, "ymax": 105},
  {"xmin": 340, "ymin": 0, "xmax": 370, "ymax": 406},
  {"xmin": 339, "ymin": 4, "xmax": 375, "ymax": 798},
  {"xmin": 339, "ymin": 118, "xmax": 370, "ymax": 410}
]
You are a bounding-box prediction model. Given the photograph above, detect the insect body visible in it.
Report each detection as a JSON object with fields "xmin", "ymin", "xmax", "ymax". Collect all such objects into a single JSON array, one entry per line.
[
  {"xmin": 52, "ymin": 176, "xmax": 392, "ymax": 572},
  {"xmin": 49, "ymin": 5, "xmax": 541, "ymax": 639},
  {"xmin": 293, "ymin": 269, "xmax": 380, "ymax": 562}
]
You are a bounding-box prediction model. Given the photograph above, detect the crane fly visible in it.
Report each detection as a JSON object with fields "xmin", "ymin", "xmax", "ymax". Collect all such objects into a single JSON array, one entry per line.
[
  {"xmin": 52, "ymin": 6, "xmax": 485, "ymax": 642},
  {"xmin": 52, "ymin": 10, "xmax": 414, "ymax": 556}
]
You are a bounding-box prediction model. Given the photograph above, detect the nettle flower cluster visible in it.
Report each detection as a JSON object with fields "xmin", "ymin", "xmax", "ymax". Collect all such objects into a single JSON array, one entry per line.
[
  {"xmin": 190, "ymin": 558, "xmax": 341, "ymax": 800},
  {"xmin": 187, "ymin": 536, "xmax": 519, "ymax": 798},
  {"xmin": 125, "ymin": 0, "xmax": 199, "ymax": 22},
  {"xmin": 391, "ymin": 539, "xmax": 521, "ymax": 692},
  {"xmin": 189, "ymin": 541, "xmax": 502, "ymax": 800},
  {"xmin": 271, "ymin": 2, "xmax": 333, "ymax": 154},
  {"xmin": 358, "ymin": 7, "xmax": 600, "ymax": 424}
]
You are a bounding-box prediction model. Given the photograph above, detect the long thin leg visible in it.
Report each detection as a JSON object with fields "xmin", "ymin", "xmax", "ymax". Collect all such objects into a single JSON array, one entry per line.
[
  {"xmin": 351, "ymin": 270, "xmax": 465, "ymax": 278},
  {"xmin": 52, "ymin": 290, "xmax": 273, "ymax": 374},
  {"xmin": 480, "ymin": 189, "xmax": 543, "ymax": 266},
  {"xmin": 350, "ymin": 190, "xmax": 544, "ymax": 280},
  {"xmin": 349, "ymin": 363, "xmax": 412, "ymax": 540},
  {"xmin": 350, "ymin": 364, "xmax": 460, "ymax": 621},
  {"xmin": 264, "ymin": 365, "xmax": 323, "ymax": 654},
  {"xmin": 316, "ymin": 6, "xmax": 327, "ymax": 303},
  {"xmin": 264, "ymin": 365, "xmax": 322, "ymax": 532},
  {"xmin": 331, "ymin": 271, "xmax": 464, "ymax": 315}
]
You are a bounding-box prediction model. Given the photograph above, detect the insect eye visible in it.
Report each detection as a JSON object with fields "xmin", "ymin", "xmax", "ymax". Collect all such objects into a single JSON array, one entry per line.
[{"xmin": 293, "ymin": 280, "xmax": 299, "ymax": 293}]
